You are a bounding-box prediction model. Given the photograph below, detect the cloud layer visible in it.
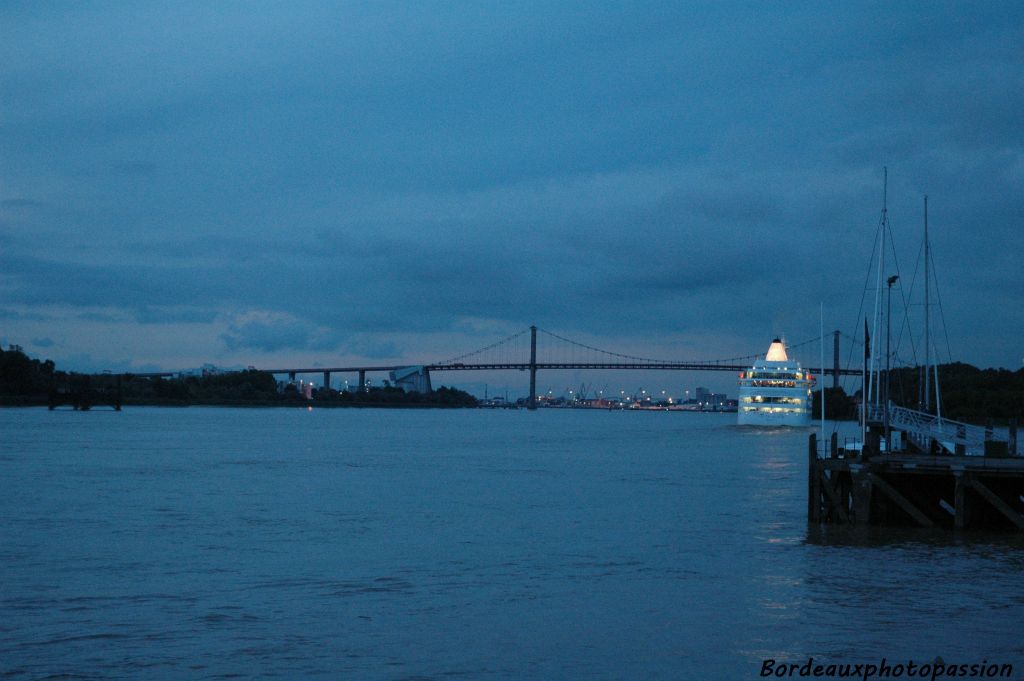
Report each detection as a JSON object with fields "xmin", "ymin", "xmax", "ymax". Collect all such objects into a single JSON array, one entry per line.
[{"xmin": 1, "ymin": 2, "xmax": 1022, "ymax": 387}]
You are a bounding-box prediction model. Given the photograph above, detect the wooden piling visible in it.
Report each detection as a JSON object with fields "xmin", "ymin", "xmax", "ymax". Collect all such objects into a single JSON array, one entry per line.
[
  {"xmin": 808, "ymin": 434, "xmax": 820, "ymax": 523},
  {"xmin": 47, "ymin": 372, "xmax": 123, "ymax": 411},
  {"xmin": 809, "ymin": 447, "xmax": 1024, "ymax": 532},
  {"xmin": 821, "ymin": 473, "xmax": 849, "ymax": 523},
  {"xmin": 954, "ymin": 473, "xmax": 968, "ymax": 529},
  {"xmin": 863, "ymin": 431, "xmax": 880, "ymax": 462},
  {"xmin": 850, "ymin": 467, "xmax": 873, "ymax": 526},
  {"xmin": 955, "ymin": 425, "xmax": 966, "ymax": 456}
]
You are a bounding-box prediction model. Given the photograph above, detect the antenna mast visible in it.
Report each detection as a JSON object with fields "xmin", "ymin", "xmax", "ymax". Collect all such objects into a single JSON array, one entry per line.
[{"xmin": 923, "ymin": 196, "xmax": 931, "ymax": 413}]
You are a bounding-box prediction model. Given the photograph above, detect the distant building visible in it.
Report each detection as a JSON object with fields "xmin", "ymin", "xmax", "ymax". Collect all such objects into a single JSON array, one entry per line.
[
  {"xmin": 390, "ymin": 366, "xmax": 432, "ymax": 393},
  {"xmin": 695, "ymin": 387, "xmax": 711, "ymax": 405}
]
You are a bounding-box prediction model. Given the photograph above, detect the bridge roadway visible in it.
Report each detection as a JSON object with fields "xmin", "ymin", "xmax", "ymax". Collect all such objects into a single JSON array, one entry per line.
[
  {"xmin": 127, "ymin": 326, "xmax": 859, "ymax": 410},
  {"xmin": 260, "ymin": 362, "xmax": 860, "ymax": 390},
  {"xmin": 262, "ymin": 363, "xmax": 861, "ymax": 375},
  {"xmin": 261, "ymin": 361, "xmax": 860, "ymax": 409}
]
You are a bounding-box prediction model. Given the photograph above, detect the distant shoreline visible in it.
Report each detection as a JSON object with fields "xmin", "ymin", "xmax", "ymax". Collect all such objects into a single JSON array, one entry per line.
[{"xmin": 0, "ymin": 396, "xmax": 476, "ymax": 409}]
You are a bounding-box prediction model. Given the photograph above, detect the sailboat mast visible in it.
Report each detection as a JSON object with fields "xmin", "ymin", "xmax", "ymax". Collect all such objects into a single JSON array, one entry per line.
[
  {"xmin": 869, "ymin": 167, "xmax": 887, "ymax": 407},
  {"xmin": 923, "ymin": 195, "xmax": 931, "ymax": 413}
]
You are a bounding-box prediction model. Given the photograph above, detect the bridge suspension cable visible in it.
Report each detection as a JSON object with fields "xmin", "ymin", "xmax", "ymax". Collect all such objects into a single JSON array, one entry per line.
[
  {"xmin": 434, "ymin": 328, "xmax": 532, "ymax": 366},
  {"xmin": 537, "ymin": 327, "xmax": 823, "ymax": 366},
  {"xmin": 432, "ymin": 326, "xmax": 825, "ymax": 368}
]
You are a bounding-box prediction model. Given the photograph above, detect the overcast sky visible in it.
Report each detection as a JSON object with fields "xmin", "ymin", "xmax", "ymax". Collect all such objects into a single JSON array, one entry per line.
[{"xmin": 1, "ymin": 2, "xmax": 1022, "ymax": 396}]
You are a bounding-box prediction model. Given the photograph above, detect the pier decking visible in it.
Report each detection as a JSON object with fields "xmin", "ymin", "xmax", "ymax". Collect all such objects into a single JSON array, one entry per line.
[{"xmin": 808, "ymin": 429, "xmax": 1024, "ymax": 531}]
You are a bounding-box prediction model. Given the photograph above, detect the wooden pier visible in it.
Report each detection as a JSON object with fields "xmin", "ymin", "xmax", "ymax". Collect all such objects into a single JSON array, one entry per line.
[
  {"xmin": 808, "ymin": 427, "xmax": 1024, "ymax": 531},
  {"xmin": 48, "ymin": 373, "xmax": 122, "ymax": 411}
]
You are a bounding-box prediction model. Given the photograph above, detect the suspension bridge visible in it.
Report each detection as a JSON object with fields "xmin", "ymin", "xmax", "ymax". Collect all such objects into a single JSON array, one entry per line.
[{"xmin": 262, "ymin": 326, "xmax": 861, "ymax": 410}]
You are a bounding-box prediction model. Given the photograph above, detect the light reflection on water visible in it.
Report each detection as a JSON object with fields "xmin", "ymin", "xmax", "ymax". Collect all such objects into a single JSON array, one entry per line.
[{"xmin": 1, "ymin": 407, "xmax": 1022, "ymax": 679}]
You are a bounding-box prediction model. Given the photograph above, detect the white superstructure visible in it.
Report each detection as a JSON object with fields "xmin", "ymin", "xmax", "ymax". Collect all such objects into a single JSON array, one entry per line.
[{"xmin": 737, "ymin": 339, "xmax": 815, "ymax": 426}]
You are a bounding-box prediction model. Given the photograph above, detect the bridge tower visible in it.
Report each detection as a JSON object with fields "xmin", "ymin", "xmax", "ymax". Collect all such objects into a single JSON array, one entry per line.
[
  {"xmin": 833, "ymin": 330, "xmax": 840, "ymax": 389},
  {"xmin": 528, "ymin": 325, "xmax": 537, "ymax": 410}
]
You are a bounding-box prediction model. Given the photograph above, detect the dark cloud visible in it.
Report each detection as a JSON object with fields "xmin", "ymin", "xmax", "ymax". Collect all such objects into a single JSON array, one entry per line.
[
  {"xmin": 133, "ymin": 306, "xmax": 219, "ymax": 325},
  {"xmin": 0, "ymin": 2, "xmax": 1021, "ymax": 374},
  {"xmin": 109, "ymin": 161, "xmax": 157, "ymax": 177},
  {"xmin": 46, "ymin": 352, "xmax": 164, "ymax": 375},
  {"xmin": 76, "ymin": 311, "xmax": 123, "ymax": 324},
  {"xmin": 31, "ymin": 337, "xmax": 54, "ymax": 347},
  {"xmin": 0, "ymin": 308, "xmax": 51, "ymax": 321},
  {"xmin": 1, "ymin": 198, "xmax": 42, "ymax": 208},
  {"xmin": 123, "ymin": 235, "xmax": 304, "ymax": 261},
  {"xmin": 344, "ymin": 338, "xmax": 404, "ymax": 361},
  {"xmin": 219, "ymin": 311, "xmax": 341, "ymax": 353}
]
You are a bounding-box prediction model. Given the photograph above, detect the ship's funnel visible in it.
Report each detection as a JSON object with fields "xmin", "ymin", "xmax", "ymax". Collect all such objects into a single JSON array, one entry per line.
[{"xmin": 765, "ymin": 339, "xmax": 788, "ymax": 362}]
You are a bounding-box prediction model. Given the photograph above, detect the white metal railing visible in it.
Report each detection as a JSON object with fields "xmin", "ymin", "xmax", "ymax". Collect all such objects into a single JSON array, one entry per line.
[{"xmin": 866, "ymin": 403, "xmax": 1006, "ymax": 456}]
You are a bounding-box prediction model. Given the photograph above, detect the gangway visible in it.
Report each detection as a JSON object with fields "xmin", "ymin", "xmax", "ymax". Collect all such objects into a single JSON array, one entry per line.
[{"xmin": 867, "ymin": 403, "xmax": 1010, "ymax": 456}]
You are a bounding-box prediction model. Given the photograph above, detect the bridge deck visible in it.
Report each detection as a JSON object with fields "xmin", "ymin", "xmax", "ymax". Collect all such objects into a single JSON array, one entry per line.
[{"xmin": 261, "ymin": 363, "xmax": 860, "ymax": 375}]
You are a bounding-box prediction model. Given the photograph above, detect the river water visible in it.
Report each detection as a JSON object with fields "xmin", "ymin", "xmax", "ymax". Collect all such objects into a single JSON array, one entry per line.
[{"xmin": 2, "ymin": 407, "xmax": 1023, "ymax": 680}]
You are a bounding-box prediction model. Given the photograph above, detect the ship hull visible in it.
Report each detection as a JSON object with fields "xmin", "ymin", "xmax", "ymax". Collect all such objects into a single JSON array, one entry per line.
[{"xmin": 736, "ymin": 408, "xmax": 811, "ymax": 427}]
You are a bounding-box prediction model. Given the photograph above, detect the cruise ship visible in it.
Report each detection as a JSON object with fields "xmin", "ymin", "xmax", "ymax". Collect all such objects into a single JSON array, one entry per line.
[{"xmin": 737, "ymin": 339, "xmax": 815, "ymax": 426}]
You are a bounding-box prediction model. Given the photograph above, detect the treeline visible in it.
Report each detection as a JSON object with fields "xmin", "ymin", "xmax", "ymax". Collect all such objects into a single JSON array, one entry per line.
[
  {"xmin": 0, "ymin": 347, "xmax": 477, "ymax": 408},
  {"xmin": 290, "ymin": 385, "xmax": 477, "ymax": 408},
  {"xmin": 810, "ymin": 363, "xmax": 1024, "ymax": 424},
  {"xmin": 0, "ymin": 347, "xmax": 61, "ymax": 403},
  {"xmin": 123, "ymin": 373, "xmax": 476, "ymax": 407},
  {"xmin": 888, "ymin": 362, "xmax": 1023, "ymax": 423},
  {"xmin": 122, "ymin": 371, "xmax": 281, "ymax": 404},
  {"xmin": 811, "ymin": 387, "xmax": 860, "ymax": 421}
]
